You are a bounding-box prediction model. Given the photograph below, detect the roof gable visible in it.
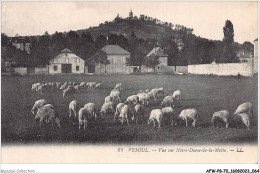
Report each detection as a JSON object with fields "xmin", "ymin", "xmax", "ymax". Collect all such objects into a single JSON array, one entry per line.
[
  {"xmin": 147, "ymin": 47, "xmax": 168, "ymax": 57},
  {"xmin": 61, "ymin": 48, "xmax": 73, "ymax": 53},
  {"xmin": 101, "ymin": 45, "xmax": 130, "ymax": 55}
]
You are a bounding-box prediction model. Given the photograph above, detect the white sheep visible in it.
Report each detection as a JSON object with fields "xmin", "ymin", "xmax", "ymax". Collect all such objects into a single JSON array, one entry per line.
[
  {"xmin": 80, "ymin": 82, "xmax": 86, "ymax": 88},
  {"xmin": 173, "ymin": 90, "xmax": 181, "ymax": 101},
  {"xmin": 104, "ymin": 96, "xmax": 113, "ymax": 103},
  {"xmin": 234, "ymin": 113, "xmax": 250, "ymax": 129},
  {"xmin": 178, "ymin": 108, "xmax": 198, "ymax": 127},
  {"xmin": 100, "ymin": 102, "xmax": 115, "ymax": 117},
  {"xmin": 88, "ymin": 82, "xmax": 95, "ymax": 89},
  {"xmin": 161, "ymin": 96, "xmax": 174, "ymax": 107},
  {"xmin": 35, "ymin": 104, "xmax": 61, "ymax": 130},
  {"xmin": 84, "ymin": 103, "xmax": 97, "ymax": 120},
  {"xmin": 145, "ymin": 89, "xmax": 150, "ymax": 93},
  {"xmin": 85, "ymin": 82, "xmax": 91, "ymax": 88},
  {"xmin": 211, "ymin": 110, "xmax": 230, "ymax": 128},
  {"xmin": 161, "ymin": 106, "xmax": 174, "ymax": 126},
  {"xmin": 234, "ymin": 102, "xmax": 253, "ymax": 117},
  {"xmin": 114, "ymin": 83, "xmax": 123, "ymax": 91},
  {"xmin": 149, "ymin": 89, "xmax": 159, "ymax": 101},
  {"xmin": 133, "ymin": 104, "xmax": 145, "ymax": 124},
  {"xmin": 31, "ymin": 99, "xmax": 47, "ymax": 114},
  {"xmin": 119, "ymin": 105, "xmax": 134, "ymax": 125},
  {"xmin": 63, "ymin": 88, "xmax": 74, "ymax": 98},
  {"xmin": 157, "ymin": 87, "xmax": 164, "ymax": 97},
  {"xmin": 126, "ymin": 95, "xmax": 139, "ymax": 105},
  {"xmin": 32, "ymin": 83, "xmax": 41, "ymax": 91},
  {"xmin": 78, "ymin": 108, "xmax": 88, "ymax": 129},
  {"xmin": 95, "ymin": 83, "xmax": 102, "ymax": 88},
  {"xmin": 114, "ymin": 103, "xmax": 125, "ymax": 121},
  {"xmin": 69, "ymin": 100, "xmax": 77, "ymax": 118},
  {"xmin": 148, "ymin": 109, "xmax": 163, "ymax": 129},
  {"xmin": 110, "ymin": 90, "xmax": 121, "ymax": 103},
  {"xmin": 138, "ymin": 93, "xmax": 150, "ymax": 106},
  {"xmin": 73, "ymin": 85, "xmax": 80, "ymax": 93}
]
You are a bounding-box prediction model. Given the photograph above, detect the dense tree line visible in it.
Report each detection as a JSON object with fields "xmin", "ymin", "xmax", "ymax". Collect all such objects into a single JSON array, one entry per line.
[{"xmin": 2, "ymin": 20, "xmax": 250, "ymax": 69}]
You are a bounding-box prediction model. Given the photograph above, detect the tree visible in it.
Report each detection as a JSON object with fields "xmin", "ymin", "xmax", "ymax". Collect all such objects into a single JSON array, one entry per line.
[
  {"xmin": 222, "ymin": 20, "xmax": 238, "ymax": 63},
  {"xmin": 143, "ymin": 53, "xmax": 160, "ymax": 72},
  {"xmin": 81, "ymin": 32, "xmax": 94, "ymax": 44},
  {"xmin": 91, "ymin": 50, "xmax": 110, "ymax": 73},
  {"xmin": 94, "ymin": 35, "xmax": 107, "ymax": 49},
  {"xmin": 1, "ymin": 33, "xmax": 10, "ymax": 46}
]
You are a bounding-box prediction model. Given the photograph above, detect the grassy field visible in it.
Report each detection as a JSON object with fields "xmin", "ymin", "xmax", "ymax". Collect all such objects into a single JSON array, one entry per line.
[{"xmin": 1, "ymin": 73, "xmax": 258, "ymax": 145}]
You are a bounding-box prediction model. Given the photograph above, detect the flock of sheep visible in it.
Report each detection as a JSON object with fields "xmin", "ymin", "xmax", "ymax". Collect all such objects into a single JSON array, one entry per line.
[
  {"xmin": 31, "ymin": 81, "xmax": 102, "ymax": 98},
  {"xmin": 31, "ymin": 82, "xmax": 253, "ymax": 133}
]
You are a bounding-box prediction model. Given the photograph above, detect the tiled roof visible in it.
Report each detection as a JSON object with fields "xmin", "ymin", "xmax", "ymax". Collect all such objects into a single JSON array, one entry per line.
[
  {"xmin": 101, "ymin": 45, "xmax": 130, "ymax": 55},
  {"xmin": 147, "ymin": 47, "xmax": 168, "ymax": 57}
]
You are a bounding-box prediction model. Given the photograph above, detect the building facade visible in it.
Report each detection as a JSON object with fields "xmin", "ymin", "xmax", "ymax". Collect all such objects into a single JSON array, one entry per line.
[
  {"xmin": 49, "ymin": 48, "xmax": 85, "ymax": 74},
  {"xmin": 253, "ymin": 38, "xmax": 258, "ymax": 73},
  {"xmin": 86, "ymin": 45, "xmax": 132, "ymax": 74},
  {"xmin": 142, "ymin": 47, "xmax": 171, "ymax": 73},
  {"xmin": 11, "ymin": 37, "xmax": 31, "ymax": 54}
]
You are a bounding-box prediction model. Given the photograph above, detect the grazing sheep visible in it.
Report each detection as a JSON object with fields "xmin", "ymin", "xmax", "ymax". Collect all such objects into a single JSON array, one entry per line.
[
  {"xmin": 55, "ymin": 82, "xmax": 61, "ymax": 89},
  {"xmin": 60, "ymin": 84, "xmax": 67, "ymax": 90},
  {"xmin": 149, "ymin": 89, "xmax": 159, "ymax": 101},
  {"xmin": 95, "ymin": 83, "xmax": 102, "ymax": 88},
  {"xmin": 80, "ymin": 82, "xmax": 86, "ymax": 88},
  {"xmin": 31, "ymin": 99, "xmax": 47, "ymax": 114},
  {"xmin": 63, "ymin": 88, "xmax": 74, "ymax": 98},
  {"xmin": 211, "ymin": 110, "xmax": 230, "ymax": 128},
  {"xmin": 178, "ymin": 108, "xmax": 198, "ymax": 127},
  {"xmin": 84, "ymin": 103, "xmax": 97, "ymax": 120},
  {"xmin": 234, "ymin": 113, "xmax": 250, "ymax": 129},
  {"xmin": 104, "ymin": 96, "xmax": 113, "ymax": 103},
  {"xmin": 234, "ymin": 102, "xmax": 253, "ymax": 117},
  {"xmin": 148, "ymin": 109, "xmax": 163, "ymax": 129},
  {"xmin": 138, "ymin": 93, "xmax": 150, "ymax": 106},
  {"xmin": 114, "ymin": 83, "xmax": 123, "ymax": 91},
  {"xmin": 88, "ymin": 82, "xmax": 95, "ymax": 89},
  {"xmin": 133, "ymin": 104, "xmax": 145, "ymax": 124},
  {"xmin": 78, "ymin": 108, "xmax": 88, "ymax": 129},
  {"xmin": 114, "ymin": 103, "xmax": 125, "ymax": 121},
  {"xmin": 145, "ymin": 89, "xmax": 150, "ymax": 93},
  {"xmin": 126, "ymin": 95, "xmax": 139, "ymax": 105},
  {"xmin": 35, "ymin": 104, "xmax": 61, "ymax": 130},
  {"xmin": 73, "ymin": 85, "xmax": 80, "ymax": 93},
  {"xmin": 86, "ymin": 82, "xmax": 91, "ymax": 88},
  {"xmin": 173, "ymin": 90, "xmax": 181, "ymax": 101},
  {"xmin": 100, "ymin": 102, "xmax": 115, "ymax": 117},
  {"xmin": 69, "ymin": 100, "xmax": 77, "ymax": 118},
  {"xmin": 110, "ymin": 90, "xmax": 121, "ymax": 103},
  {"xmin": 37, "ymin": 84, "xmax": 48, "ymax": 94},
  {"xmin": 161, "ymin": 96, "xmax": 174, "ymax": 107},
  {"xmin": 157, "ymin": 87, "xmax": 164, "ymax": 97},
  {"xmin": 32, "ymin": 83, "xmax": 41, "ymax": 91},
  {"xmin": 161, "ymin": 106, "xmax": 174, "ymax": 126},
  {"xmin": 119, "ymin": 105, "xmax": 134, "ymax": 125}
]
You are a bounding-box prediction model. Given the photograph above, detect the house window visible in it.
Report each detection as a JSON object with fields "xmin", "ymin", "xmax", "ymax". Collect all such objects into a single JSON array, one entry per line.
[
  {"xmin": 66, "ymin": 53, "xmax": 68, "ymax": 56},
  {"xmin": 76, "ymin": 58, "xmax": 80, "ymax": 63},
  {"xmin": 53, "ymin": 65, "xmax": 57, "ymax": 71},
  {"xmin": 122, "ymin": 58, "xmax": 125, "ymax": 64},
  {"xmin": 113, "ymin": 57, "xmax": 117, "ymax": 64},
  {"xmin": 158, "ymin": 66, "xmax": 160, "ymax": 69},
  {"xmin": 76, "ymin": 66, "xmax": 79, "ymax": 71},
  {"xmin": 65, "ymin": 58, "xmax": 69, "ymax": 63}
]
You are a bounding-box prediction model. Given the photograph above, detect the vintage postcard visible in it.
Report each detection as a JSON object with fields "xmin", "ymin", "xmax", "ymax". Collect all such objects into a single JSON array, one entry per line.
[{"xmin": 1, "ymin": 1, "xmax": 258, "ymax": 170}]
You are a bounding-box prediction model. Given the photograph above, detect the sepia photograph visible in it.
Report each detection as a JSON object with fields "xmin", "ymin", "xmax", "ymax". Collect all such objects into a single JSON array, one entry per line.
[{"xmin": 1, "ymin": 1, "xmax": 258, "ymax": 170}]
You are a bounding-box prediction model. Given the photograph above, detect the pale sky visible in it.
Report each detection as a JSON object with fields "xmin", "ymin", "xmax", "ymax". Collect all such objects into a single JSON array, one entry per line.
[{"xmin": 1, "ymin": 1, "xmax": 258, "ymax": 44}]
